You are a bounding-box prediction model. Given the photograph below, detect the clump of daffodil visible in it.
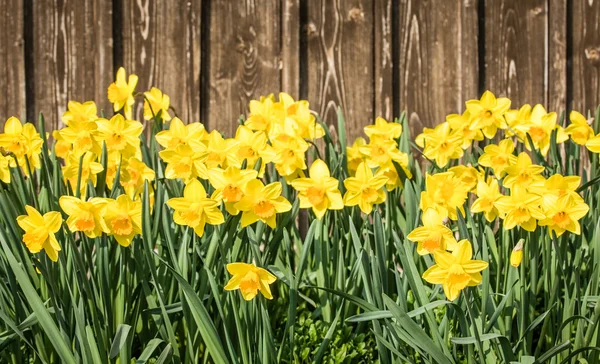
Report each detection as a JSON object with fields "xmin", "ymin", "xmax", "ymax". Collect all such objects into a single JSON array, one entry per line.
[
  {"xmin": 446, "ymin": 110, "xmax": 484, "ymax": 149},
  {"xmin": 159, "ymin": 144, "xmax": 209, "ymax": 182},
  {"xmin": 477, "ymin": 139, "xmax": 517, "ymax": 178},
  {"xmin": 224, "ymin": 262, "xmax": 277, "ymax": 301},
  {"xmin": 291, "ymin": 159, "xmax": 343, "ymax": 219},
  {"xmin": 155, "ymin": 117, "xmax": 208, "ymax": 151},
  {"xmin": 17, "ymin": 206, "xmax": 63, "ymax": 262},
  {"xmin": 407, "ymin": 208, "xmax": 457, "ymax": 255},
  {"xmin": 502, "ymin": 152, "xmax": 545, "ymax": 189},
  {"xmin": 495, "ymin": 186, "xmax": 545, "ymax": 232},
  {"xmin": 96, "ymin": 114, "xmax": 143, "ymax": 159},
  {"xmin": 538, "ymin": 194, "xmax": 589, "ymax": 237},
  {"xmin": 107, "ymin": 67, "xmax": 138, "ymax": 120},
  {"xmin": 421, "ymin": 122, "xmax": 464, "ymax": 168},
  {"xmin": 234, "ymin": 180, "xmax": 292, "ymax": 228},
  {"xmin": 465, "ymin": 90, "xmax": 510, "ymax": 139},
  {"xmin": 422, "ymin": 239, "xmax": 488, "ymax": 301},
  {"xmin": 343, "ymin": 162, "xmax": 388, "ymax": 214},
  {"xmin": 59, "ymin": 196, "xmax": 109, "ymax": 238},
  {"xmin": 470, "ymin": 177, "xmax": 502, "ymax": 222},
  {"xmin": 565, "ymin": 111, "xmax": 594, "ymax": 145},
  {"xmin": 420, "ymin": 172, "xmax": 469, "ymax": 221},
  {"xmin": 144, "ymin": 87, "xmax": 171, "ymax": 121},
  {"xmin": 102, "ymin": 195, "xmax": 142, "ymax": 247},
  {"xmin": 208, "ymin": 166, "xmax": 258, "ymax": 215},
  {"xmin": 167, "ymin": 179, "xmax": 224, "ymax": 237}
]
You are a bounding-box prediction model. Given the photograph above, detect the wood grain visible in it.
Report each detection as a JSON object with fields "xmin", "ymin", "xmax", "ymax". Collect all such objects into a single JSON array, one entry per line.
[
  {"xmin": 207, "ymin": 0, "xmax": 281, "ymax": 137},
  {"xmin": 398, "ymin": 0, "xmax": 479, "ymax": 134},
  {"xmin": 571, "ymin": 0, "xmax": 600, "ymax": 114},
  {"xmin": 121, "ymin": 0, "xmax": 201, "ymax": 124},
  {"xmin": 485, "ymin": 0, "xmax": 547, "ymax": 107},
  {"xmin": 307, "ymin": 0, "xmax": 374, "ymax": 142},
  {"xmin": 32, "ymin": 0, "xmax": 113, "ymax": 130},
  {"xmin": 548, "ymin": 0, "xmax": 566, "ymax": 114},
  {"xmin": 375, "ymin": 0, "xmax": 393, "ymax": 122},
  {"xmin": 0, "ymin": 0, "xmax": 26, "ymax": 122},
  {"xmin": 281, "ymin": 0, "xmax": 300, "ymax": 98}
]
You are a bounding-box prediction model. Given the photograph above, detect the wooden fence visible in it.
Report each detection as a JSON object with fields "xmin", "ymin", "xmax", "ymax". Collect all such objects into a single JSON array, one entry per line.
[{"xmin": 1, "ymin": 0, "xmax": 599, "ymax": 141}]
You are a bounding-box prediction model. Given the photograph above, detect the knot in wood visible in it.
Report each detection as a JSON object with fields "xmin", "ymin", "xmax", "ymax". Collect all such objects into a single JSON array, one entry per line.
[
  {"xmin": 305, "ymin": 22, "xmax": 317, "ymax": 38},
  {"xmin": 585, "ymin": 46, "xmax": 600, "ymax": 65},
  {"xmin": 348, "ymin": 7, "xmax": 364, "ymax": 22}
]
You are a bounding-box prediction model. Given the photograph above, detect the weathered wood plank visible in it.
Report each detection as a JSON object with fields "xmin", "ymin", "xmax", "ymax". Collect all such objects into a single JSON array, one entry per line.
[
  {"xmin": 207, "ymin": 0, "xmax": 280, "ymax": 137},
  {"xmin": 281, "ymin": 0, "xmax": 300, "ymax": 98},
  {"xmin": 484, "ymin": 0, "xmax": 547, "ymax": 107},
  {"xmin": 0, "ymin": 0, "xmax": 26, "ymax": 122},
  {"xmin": 121, "ymin": 0, "xmax": 201, "ymax": 123},
  {"xmin": 571, "ymin": 0, "xmax": 600, "ymax": 113},
  {"xmin": 398, "ymin": 0, "xmax": 479, "ymax": 134},
  {"xmin": 548, "ymin": 0, "xmax": 566, "ymax": 114},
  {"xmin": 33, "ymin": 0, "xmax": 113, "ymax": 130},
  {"xmin": 375, "ymin": 0, "xmax": 393, "ymax": 122},
  {"xmin": 307, "ymin": 0, "xmax": 374, "ymax": 142}
]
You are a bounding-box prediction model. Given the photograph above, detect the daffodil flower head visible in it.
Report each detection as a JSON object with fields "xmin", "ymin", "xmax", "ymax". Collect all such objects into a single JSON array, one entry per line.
[
  {"xmin": 107, "ymin": 67, "xmax": 138, "ymax": 119},
  {"xmin": 346, "ymin": 137, "xmax": 367, "ymax": 176},
  {"xmin": 204, "ymin": 130, "xmax": 239, "ymax": 169},
  {"xmin": 167, "ymin": 179, "xmax": 224, "ymax": 237},
  {"xmin": 343, "ymin": 162, "xmax": 388, "ymax": 214},
  {"xmin": 279, "ymin": 92, "xmax": 324, "ymax": 141},
  {"xmin": 96, "ymin": 114, "xmax": 143, "ymax": 159},
  {"xmin": 291, "ymin": 159, "xmax": 344, "ymax": 219},
  {"xmin": 422, "ymin": 122, "xmax": 464, "ymax": 168},
  {"xmin": 523, "ymin": 105, "xmax": 567, "ymax": 156},
  {"xmin": 419, "ymin": 172, "xmax": 469, "ymax": 221},
  {"xmin": 448, "ymin": 165, "xmax": 481, "ymax": 192},
  {"xmin": 234, "ymin": 179, "xmax": 292, "ymax": 228},
  {"xmin": 364, "ymin": 117, "xmax": 403, "ymax": 143},
  {"xmin": 422, "ymin": 239, "xmax": 488, "ymax": 301},
  {"xmin": 470, "ymin": 177, "xmax": 502, "ymax": 222},
  {"xmin": 62, "ymin": 151, "xmax": 104, "ymax": 198},
  {"xmin": 502, "ymin": 152, "xmax": 545, "ymax": 190},
  {"xmin": 465, "ymin": 90, "xmax": 511, "ymax": 139},
  {"xmin": 58, "ymin": 118, "xmax": 102, "ymax": 157},
  {"xmin": 0, "ymin": 153, "xmax": 11, "ymax": 183},
  {"xmin": 17, "ymin": 206, "xmax": 63, "ymax": 262},
  {"xmin": 224, "ymin": 262, "xmax": 277, "ymax": 301},
  {"xmin": 495, "ymin": 186, "xmax": 546, "ymax": 232},
  {"xmin": 446, "ymin": 110, "xmax": 483, "ymax": 149},
  {"xmin": 155, "ymin": 117, "xmax": 208, "ymax": 151},
  {"xmin": 159, "ymin": 144, "xmax": 209, "ymax": 182},
  {"xmin": 233, "ymin": 125, "xmax": 276, "ymax": 174},
  {"xmin": 103, "ymin": 195, "xmax": 142, "ymax": 247},
  {"xmin": 566, "ymin": 110, "xmax": 594, "ymax": 145},
  {"xmin": 477, "ymin": 139, "xmax": 517, "ymax": 178},
  {"xmin": 407, "ymin": 208, "xmax": 458, "ymax": 255},
  {"xmin": 59, "ymin": 196, "xmax": 110, "ymax": 238},
  {"xmin": 208, "ymin": 166, "xmax": 258, "ymax": 215},
  {"xmin": 61, "ymin": 101, "xmax": 98, "ymax": 126},
  {"xmin": 143, "ymin": 87, "xmax": 171, "ymax": 121},
  {"xmin": 538, "ymin": 193, "xmax": 589, "ymax": 237},
  {"xmin": 510, "ymin": 240, "xmax": 524, "ymax": 267},
  {"xmin": 359, "ymin": 138, "xmax": 407, "ymax": 169},
  {"xmin": 271, "ymin": 136, "xmax": 308, "ymax": 177}
]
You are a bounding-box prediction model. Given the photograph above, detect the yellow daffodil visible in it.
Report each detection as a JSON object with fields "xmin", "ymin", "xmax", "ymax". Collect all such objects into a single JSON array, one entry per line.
[
  {"xmin": 234, "ymin": 180, "xmax": 292, "ymax": 228},
  {"xmin": 121, "ymin": 157, "xmax": 155, "ymax": 198},
  {"xmin": 422, "ymin": 122, "xmax": 464, "ymax": 168},
  {"xmin": 364, "ymin": 117, "xmax": 402, "ymax": 142},
  {"xmin": 96, "ymin": 114, "xmax": 143, "ymax": 158},
  {"xmin": 155, "ymin": 117, "xmax": 208, "ymax": 151},
  {"xmin": 470, "ymin": 177, "xmax": 502, "ymax": 222},
  {"xmin": 57, "ymin": 119, "xmax": 102, "ymax": 157},
  {"xmin": 538, "ymin": 194, "xmax": 589, "ymax": 237},
  {"xmin": 477, "ymin": 139, "xmax": 517, "ymax": 178},
  {"xmin": 245, "ymin": 94, "xmax": 283, "ymax": 135},
  {"xmin": 407, "ymin": 208, "xmax": 457, "ymax": 255},
  {"xmin": 204, "ymin": 130, "xmax": 239, "ymax": 169},
  {"xmin": 0, "ymin": 117, "xmax": 28, "ymax": 162},
  {"xmin": 378, "ymin": 161, "xmax": 412, "ymax": 191},
  {"xmin": 523, "ymin": 105, "xmax": 568, "ymax": 156},
  {"xmin": 20, "ymin": 123, "xmax": 44, "ymax": 172},
  {"xmin": 208, "ymin": 166, "xmax": 258, "ymax": 215},
  {"xmin": 61, "ymin": 101, "xmax": 98, "ymax": 126},
  {"xmin": 530, "ymin": 174, "xmax": 580, "ymax": 199},
  {"xmin": 59, "ymin": 196, "xmax": 109, "ymax": 238},
  {"xmin": 343, "ymin": 162, "xmax": 388, "ymax": 214},
  {"xmin": 271, "ymin": 136, "xmax": 308, "ymax": 177},
  {"xmin": 419, "ymin": 172, "xmax": 469, "ymax": 221},
  {"xmin": 415, "ymin": 127, "xmax": 434, "ymax": 149},
  {"xmin": 291, "ymin": 159, "xmax": 343, "ymax": 219},
  {"xmin": 167, "ymin": 179, "xmax": 224, "ymax": 237},
  {"xmin": 159, "ymin": 144, "xmax": 209, "ymax": 182},
  {"xmin": 446, "ymin": 110, "xmax": 483, "ymax": 149},
  {"xmin": 502, "ymin": 152, "xmax": 545, "ymax": 189},
  {"xmin": 565, "ymin": 111, "xmax": 594, "ymax": 145},
  {"xmin": 422, "ymin": 239, "xmax": 488, "ymax": 301},
  {"xmin": 347, "ymin": 137, "xmax": 367, "ymax": 176},
  {"xmin": 448, "ymin": 166, "xmax": 481, "ymax": 192},
  {"xmin": 233, "ymin": 125, "xmax": 276, "ymax": 172},
  {"xmin": 279, "ymin": 93, "xmax": 324, "ymax": 140},
  {"xmin": 224, "ymin": 262, "xmax": 277, "ymax": 301},
  {"xmin": 143, "ymin": 87, "xmax": 171, "ymax": 121},
  {"xmin": 62, "ymin": 152, "xmax": 104, "ymax": 197},
  {"xmin": 495, "ymin": 186, "xmax": 545, "ymax": 232},
  {"xmin": 504, "ymin": 104, "xmax": 533, "ymax": 140},
  {"xmin": 510, "ymin": 240, "xmax": 524, "ymax": 267},
  {"xmin": 103, "ymin": 195, "xmax": 142, "ymax": 247},
  {"xmin": 107, "ymin": 67, "xmax": 138, "ymax": 119},
  {"xmin": 360, "ymin": 139, "xmax": 408, "ymax": 169},
  {"xmin": 52, "ymin": 130, "xmax": 72, "ymax": 159},
  {"xmin": 17, "ymin": 206, "xmax": 63, "ymax": 262},
  {"xmin": 0, "ymin": 153, "xmax": 11, "ymax": 183},
  {"xmin": 465, "ymin": 90, "xmax": 511, "ymax": 138}
]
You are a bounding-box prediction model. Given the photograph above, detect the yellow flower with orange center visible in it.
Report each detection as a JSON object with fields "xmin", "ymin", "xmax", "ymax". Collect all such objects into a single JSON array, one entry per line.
[
  {"xmin": 167, "ymin": 179, "xmax": 224, "ymax": 237},
  {"xmin": 224, "ymin": 262, "xmax": 277, "ymax": 301},
  {"xmin": 102, "ymin": 195, "xmax": 142, "ymax": 247},
  {"xmin": 342, "ymin": 162, "xmax": 388, "ymax": 214},
  {"xmin": 565, "ymin": 110, "xmax": 594, "ymax": 145},
  {"xmin": 62, "ymin": 152, "xmax": 104, "ymax": 197},
  {"xmin": 538, "ymin": 194, "xmax": 589, "ymax": 237},
  {"xmin": 477, "ymin": 139, "xmax": 517, "ymax": 178},
  {"xmin": 465, "ymin": 90, "xmax": 511, "ymax": 139},
  {"xmin": 346, "ymin": 137, "xmax": 367, "ymax": 176},
  {"xmin": 502, "ymin": 152, "xmax": 545, "ymax": 190},
  {"xmin": 233, "ymin": 125, "xmax": 276, "ymax": 173},
  {"xmin": 470, "ymin": 177, "xmax": 502, "ymax": 222},
  {"xmin": 160, "ymin": 144, "xmax": 209, "ymax": 182},
  {"xmin": 234, "ymin": 180, "xmax": 292, "ymax": 228},
  {"xmin": 271, "ymin": 136, "xmax": 308, "ymax": 177},
  {"xmin": 364, "ymin": 117, "xmax": 403, "ymax": 143},
  {"xmin": 59, "ymin": 196, "xmax": 109, "ymax": 238},
  {"xmin": 291, "ymin": 159, "xmax": 343, "ymax": 219},
  {"xmin": 422, "ymin": 122, "xmax": 464, "ymax": 168},
  {"xmin": 96, "ymin": 114, "xmax": 143, "ymax": 158},
  {"xmin": 208, "ymin": 166, "xmax": 258, "ymax": 215},
  {"xmin": 61, "ymin": 101, "xmax": 98, "ymax": 126},
  {"xmin": 422, "ymin": 239, "xmax": 488, "ymax": 301},
  {"xmin": 419, "ymin": 172, "xmax": 469, "ymax": 221},
  {"xmin": 495, "ymin": 186, "xmax": 545, "ymax": 232},
  {"xmin": 204, "ymin": 130, "xmax": 239, "ymax": 169},
  {"xmin": 17, "ymin": 206, "xmax": 63, "ymax": 262},
  {"xmin": 155, "ymin": 117, "xmax": 208, "ymax": 151},
  {"xmin": 107, "ymin": 67, "xmax": 138, "ymax": 119},
  {"xmin": 58, "ymin": 119, "xmax": 102, "ymax": 157},
  {"xmin": 446, "ymin": 110, "xmax": 484, "ymax": 149},
  {"xmin": 407, "ymin": 208, "xmax": 457, "ymax": 255}
]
